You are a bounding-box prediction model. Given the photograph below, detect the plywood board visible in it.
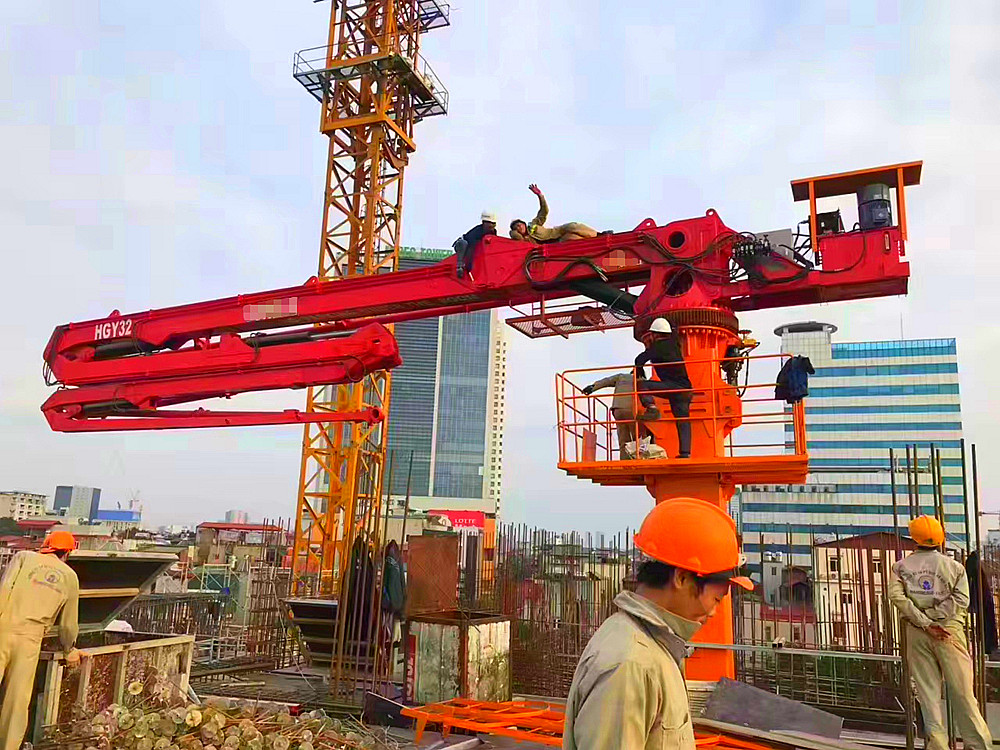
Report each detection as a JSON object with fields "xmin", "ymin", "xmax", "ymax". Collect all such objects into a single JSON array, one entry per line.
[{"xmin": 407, "ymin": 535, "xmax": 459, "ymax": 615}]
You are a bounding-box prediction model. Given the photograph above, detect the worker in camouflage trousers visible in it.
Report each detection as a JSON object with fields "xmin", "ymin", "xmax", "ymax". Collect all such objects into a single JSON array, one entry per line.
[
  {"xmin": 509, "ymin": 184, "xmax": 599, "ymax": 243},
  {"xmin": 564, "ymin": 498, "xmax": 752, "ymax": 750},
  {"xmin": 888, "ymin": 515, "xmax": 992, "ymax": 750},
  {"xmin": 0, "ymin": 531, "xmax": 82, "ymax": 750}
]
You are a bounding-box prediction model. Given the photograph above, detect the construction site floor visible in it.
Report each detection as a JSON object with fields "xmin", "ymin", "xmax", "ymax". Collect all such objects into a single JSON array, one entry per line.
[{"xmin": 193, "ymin": 669, "xmax": 337, "ymax": 711}]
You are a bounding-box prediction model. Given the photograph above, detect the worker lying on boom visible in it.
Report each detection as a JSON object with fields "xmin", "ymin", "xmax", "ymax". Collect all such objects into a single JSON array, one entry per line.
[
  {"xmin": 888, "ymin": 516, "xmax": 992, "ymax": 750},
  {"xmin": 635, "ymin": 318, "xmax": 693, "ymax": 458},
  {"xmin": 0, "ymin": 531, "xmax": 82, "ymax": 750},
  {"xmin": 509, "ymin": 184, "xmax": 600, "ymax": 243},
  {"xmin": 453, "ymin": 210, "xmax": 498, "ymax": 281},
  {"xmin": 564, "ymin": 498, "xmax": 753, "ymax": 750}
]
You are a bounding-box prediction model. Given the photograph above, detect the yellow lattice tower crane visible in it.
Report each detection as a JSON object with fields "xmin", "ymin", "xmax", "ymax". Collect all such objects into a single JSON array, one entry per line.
[{"xmin": 290, "ymin": 0, "xmax": 448, "ymax": 610}]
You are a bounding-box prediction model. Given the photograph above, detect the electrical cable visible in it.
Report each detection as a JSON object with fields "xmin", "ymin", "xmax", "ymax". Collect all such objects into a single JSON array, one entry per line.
[
  {"xmin": 738, "ymin": 349, "xmax": 752, "ymax": 398},
  {"xmin": 816, "ymin": 227, "xmax": 869, "ymax": 274}
]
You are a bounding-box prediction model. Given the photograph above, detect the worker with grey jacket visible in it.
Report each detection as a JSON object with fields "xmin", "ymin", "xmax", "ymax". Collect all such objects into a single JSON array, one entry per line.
[
  {"xmin": 582, "ymin": 372, "xmax": 641, "ymax": 458},
  {"xmin": 888, "ymin": 515, "xmax": 992, "ymax": 750},
  {"xmin": 564, "ymin": 498, "xmax": 753, "ymax": 750}
]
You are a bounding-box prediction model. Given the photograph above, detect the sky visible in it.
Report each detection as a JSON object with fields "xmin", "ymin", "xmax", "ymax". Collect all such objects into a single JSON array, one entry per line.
[{"xmin": 1, "ymin": 0, "xmax": 998, "ymax": 532}]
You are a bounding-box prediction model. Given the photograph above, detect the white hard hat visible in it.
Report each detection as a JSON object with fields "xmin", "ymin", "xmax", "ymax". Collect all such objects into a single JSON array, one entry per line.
[
  {"xmin": 481, "ymin": 210, "xmax": 497, "ymax": 223},
  {"xmin": 649, "ymin": 318, "xmax": 672, "ymax": 334}
]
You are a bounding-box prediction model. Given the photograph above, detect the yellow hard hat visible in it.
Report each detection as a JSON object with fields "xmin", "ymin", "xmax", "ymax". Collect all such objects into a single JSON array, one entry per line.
[{"xmin": 908, "ymin": 515, "xmax": 944, "ymax": 548}]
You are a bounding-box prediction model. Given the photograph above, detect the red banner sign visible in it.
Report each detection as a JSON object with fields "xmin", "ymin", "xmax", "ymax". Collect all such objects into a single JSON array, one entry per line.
[{"xmin": 428, "ymin": 509, "xmax": 486, "ymax": 529}]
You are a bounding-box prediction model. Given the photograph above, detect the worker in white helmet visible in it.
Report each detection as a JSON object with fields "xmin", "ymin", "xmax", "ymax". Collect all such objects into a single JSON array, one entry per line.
[
  {"xmin": 509, "ymin": 184, "xmax": 600, "ymax": 243},
  {"xmin": 452, "ymin": 210, "xmax": 498, "ymax": 281},
  {"xmin": 635, "ymin": 318, "xmax": 693, "ymax": 458},
  {"xmin": 889, "ymin": 515, "xmax": 992, "ymax": 750}
]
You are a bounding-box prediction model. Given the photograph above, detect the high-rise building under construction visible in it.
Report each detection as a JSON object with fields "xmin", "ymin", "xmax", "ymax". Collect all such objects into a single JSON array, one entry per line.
[
  {"xmin": 384, "ymin": 247, "xmax": 507, "ymax": 517},
  {"xmin": 740, "ymin": 322, "xmax": 964, "ymax": 570}
]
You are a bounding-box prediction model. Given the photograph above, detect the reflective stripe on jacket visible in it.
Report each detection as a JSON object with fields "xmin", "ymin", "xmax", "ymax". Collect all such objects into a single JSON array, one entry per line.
[{"xmin": 563, "ymin": 591, "xmax": 701, "ymax": 750}]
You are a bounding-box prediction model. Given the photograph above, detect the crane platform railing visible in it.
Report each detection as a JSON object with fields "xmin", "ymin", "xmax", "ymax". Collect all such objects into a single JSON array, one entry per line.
[
  {"xmin": 554, "ymin": 353, "xmax": 807, "ymax": 484},
  {"xmin": 292, "ymin": 44, "xmax": 449, "ymax": 118}
]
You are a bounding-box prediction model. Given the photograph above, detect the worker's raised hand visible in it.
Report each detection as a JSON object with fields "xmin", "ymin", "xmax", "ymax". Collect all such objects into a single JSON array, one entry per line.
[
  {"xmin": 582, "ymin": 385, "xmax": 595, "ymax": 395},
  {"xmin": 65, "ymin": 648, "xmax": 83, "ymax": 668},
  {"xmin": 528, "ymin": 183, "xmax": 541, "ymax": 195}
]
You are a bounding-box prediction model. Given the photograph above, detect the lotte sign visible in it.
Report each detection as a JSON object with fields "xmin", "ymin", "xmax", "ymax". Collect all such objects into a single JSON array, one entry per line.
[{"xmin": 428, "ymin": 510, "xmax": 485, "ymax": 529}]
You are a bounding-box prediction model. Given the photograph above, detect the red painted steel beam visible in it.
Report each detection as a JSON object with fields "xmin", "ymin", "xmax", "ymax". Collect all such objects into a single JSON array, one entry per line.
[
  {"xmin": 45, "ymin": 214, "xmax": 907, "ymax": 382},
  {"xmin": 44, "ymin": 407, "xmax": 383, "ymax": 432},
  {"xmin": 42, "ymin": 323, "xmax": 398, "ymax": 432},
  {"xmin": 40, "ymin": 211, "xmax": 910, "ymax": 431}
]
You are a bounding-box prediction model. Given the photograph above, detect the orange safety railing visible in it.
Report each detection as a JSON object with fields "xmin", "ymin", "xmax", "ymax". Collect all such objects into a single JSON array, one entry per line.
[
  {"xmin": 402, "ymin": 698, "xmax": 818, "ymax": 750},
  {"xmin": 554, "ymin": 353, "xmax": 807, "ymax": 466}
]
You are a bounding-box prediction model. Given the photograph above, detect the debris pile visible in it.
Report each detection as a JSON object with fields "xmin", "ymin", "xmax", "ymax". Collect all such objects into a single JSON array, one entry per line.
[{"xmin": 39, "ymin": 668, "xmax": 386, "ymax": 750}]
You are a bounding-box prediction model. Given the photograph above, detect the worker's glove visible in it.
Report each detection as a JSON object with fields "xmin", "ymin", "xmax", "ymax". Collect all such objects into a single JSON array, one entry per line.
[
  {"xmin": 528, "ymin": 183, "xmax": 541, "ymax": 195},
  {"xmin": 582, "ymin": 385, "xmax": 596, "ymax": 395},
  {"xmin": 65, "ymin": 648, "xmax": 83, "ymax": 668}
]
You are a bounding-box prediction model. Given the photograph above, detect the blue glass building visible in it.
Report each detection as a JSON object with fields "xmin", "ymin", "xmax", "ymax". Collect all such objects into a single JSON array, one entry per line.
[
  {"xmin": 740, "ymin": 322, "xmax": 965, "ymax": 570},
  {"xmin": 384, "ymin": 247, "xmax": 507, "ymax": 515}
]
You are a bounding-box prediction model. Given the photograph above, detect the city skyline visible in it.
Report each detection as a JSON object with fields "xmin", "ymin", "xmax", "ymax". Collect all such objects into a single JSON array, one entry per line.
[
  {"xmin": 2, "ymin": 2, "xmax": 996, "ymax": 531},
  {"xmin": 740, "ymin": 323, "xmax": 965, "ymax": 570},
  {"xmin": 386, "ymin": 246, "xmax": 507, "ymax": 516}
]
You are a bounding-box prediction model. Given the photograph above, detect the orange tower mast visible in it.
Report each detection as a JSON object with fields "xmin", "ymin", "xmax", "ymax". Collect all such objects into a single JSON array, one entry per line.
[{"xmin": 289, "ymin": 0, "xmax": 448, "ymax": 602}]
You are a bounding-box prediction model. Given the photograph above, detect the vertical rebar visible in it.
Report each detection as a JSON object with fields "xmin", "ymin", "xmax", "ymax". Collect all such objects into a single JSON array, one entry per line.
[
  {"xmin": 398, "ymin": 450, "xmax": 415, "ymax": 552},
  {"xmin": 891, "ymin": 447, "xmax": 901, "ymax": 558},
  {"xmin": 369, "ymin": 450, "xmax": 396, "ymax": 696},
  {"xmin": 936, "ymin": 447, "xmax": 946, "ymax": 553},
  {"xmin": 960, "ymin": 438, "xmax": 971, "ymax": 554},
  {"xmin": 905, "ymin": 444, "xmax": 916, "ymax": 520},
  {"xmin": 972, "ymin": 444, "xmax": 987, "ymax": 712},
  {"xmin": 902, "ymin": 620, "xmax": 915, "ymax": 750}
]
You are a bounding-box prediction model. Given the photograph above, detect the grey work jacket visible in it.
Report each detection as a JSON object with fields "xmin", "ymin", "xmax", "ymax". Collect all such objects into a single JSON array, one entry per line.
[
  {"xmin": 889, "ymin": 548, "xmax": 970, "ymax": 642},
  {"xmin": 563, "ymin": 591, "xmax": 701, "ymax": 750},
  {"xmin": 586, "ymin": 373, "xmax": 637, "ymax": 416}
]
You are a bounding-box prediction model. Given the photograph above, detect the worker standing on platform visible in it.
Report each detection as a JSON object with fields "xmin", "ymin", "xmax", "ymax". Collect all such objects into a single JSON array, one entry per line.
[
  {"xmin": 582, "ymin": 372, "xmax": 641, "ymax": 458},
  {"xmin": 509, "ymin": 184, "xmax": 599, "ymax": 243},
  {"xmin": 564, "ymin": 498, "xmax": 752, "ymax": 750},
  {"xmin": 888, "ymin": 515, "xmax": 992, "ymax": 750},
  {"xmin": 453, "ymin": 210, "xmax": 498, "ymax": 281},
  {"xmin": 0, "ymin": 531, "xmax": 82, "ymax": 750},
  {"xmin": 635, "ymin": 318, "xmax": 693, "ymax": 458}
]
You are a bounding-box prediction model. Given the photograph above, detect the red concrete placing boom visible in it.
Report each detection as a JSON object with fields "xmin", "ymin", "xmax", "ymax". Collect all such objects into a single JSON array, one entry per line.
[{"xmin": 41, "ymin": 162, "xmax": 919, "ymax": 433}]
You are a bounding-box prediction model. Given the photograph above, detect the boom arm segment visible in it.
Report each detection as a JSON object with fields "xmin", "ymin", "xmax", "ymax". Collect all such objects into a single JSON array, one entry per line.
[
  {"xmin": 41, "ymin": 163, "xmax": 917, "ymax": 432},
  {"xmin": 42, "ymin": 323, "xmax": 399, "ymax": 431}
]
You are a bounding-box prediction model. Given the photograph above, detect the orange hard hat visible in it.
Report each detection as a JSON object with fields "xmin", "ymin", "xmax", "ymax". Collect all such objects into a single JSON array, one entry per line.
[
  {"xmin": 909, "ymin": 515, "xmax": 945, "ymax": 548},
  {"xmin": 634, "ymin": 497, "xmax": 753, "ymax": 591},
  {"xmin": 41, "ymin": 530, "xmax": 77, "ymax": 553}
]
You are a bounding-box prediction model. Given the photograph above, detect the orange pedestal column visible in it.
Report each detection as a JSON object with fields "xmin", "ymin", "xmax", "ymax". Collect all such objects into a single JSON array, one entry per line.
[{"xmin": 642, "ymin": 323, "xmax": 742, "ymax": 681}]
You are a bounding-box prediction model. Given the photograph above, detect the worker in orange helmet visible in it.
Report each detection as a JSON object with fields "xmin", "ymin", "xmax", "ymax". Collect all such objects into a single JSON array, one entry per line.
[
  {"xmin": 0, "ymin": 530, "xmax": 82, "ymax": 750},
  {"xmin": 889, "ymin": 515, "xmax": 991, "ymax": 750},
  {"xmin": 509, "ymin": 184, "xmax": 600, "ymax": 243},
  {"xmin": 563, "ymin": 498, "xmax": 752, "ymax": 750}
]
